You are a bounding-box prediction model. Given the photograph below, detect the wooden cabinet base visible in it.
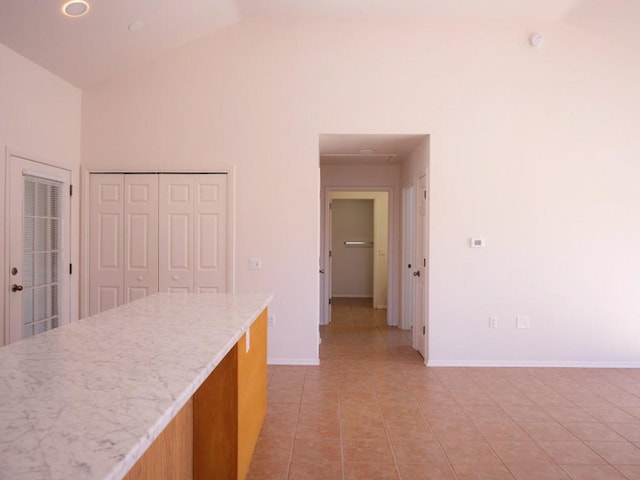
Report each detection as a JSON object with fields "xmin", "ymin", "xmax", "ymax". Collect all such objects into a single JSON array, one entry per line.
[
  {"xmin": 123, "ymin": 308, "xmax": 267, "ymax": 480},
  {"xmin": 123, "ymin": 399, "xmax": 193, "ymax": 480}
]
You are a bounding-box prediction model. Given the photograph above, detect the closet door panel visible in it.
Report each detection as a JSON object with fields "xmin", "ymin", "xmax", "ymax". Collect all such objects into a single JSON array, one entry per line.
[
  {"xmin": 159, "ymin": 175, "xmax": 194, "ymax": 292},
  {"xmin": 194, "ymin": 175, "xmax": 227, "ymax": 293},
  {"xmin": 124, "ymin": 175, "xmax": 159, "ymax": 303},
  {"xmin": 89, "ymin": 174, "xmax": 125, "ymax": 314}
]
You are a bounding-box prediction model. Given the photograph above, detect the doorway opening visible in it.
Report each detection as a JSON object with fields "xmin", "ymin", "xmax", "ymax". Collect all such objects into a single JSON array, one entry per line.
[
  {"xmin": 330, "ymin": 192, "xmax": 389, "ymax": 319},
  {"xmin": 319, "ymin": 133, "xmax": 430, "ymax": 363}
]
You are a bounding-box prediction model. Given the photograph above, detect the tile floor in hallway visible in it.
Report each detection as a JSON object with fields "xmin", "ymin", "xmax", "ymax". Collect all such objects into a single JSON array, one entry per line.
[{"xmin": 247, "ymin": 297, "xmax": 640, "ymax": 480}]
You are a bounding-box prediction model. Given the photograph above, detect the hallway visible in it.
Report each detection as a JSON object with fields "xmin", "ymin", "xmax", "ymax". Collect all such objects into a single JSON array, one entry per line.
[{"xmin": 247, "ymin": 298, "xmax": 640, "ymax": 480}]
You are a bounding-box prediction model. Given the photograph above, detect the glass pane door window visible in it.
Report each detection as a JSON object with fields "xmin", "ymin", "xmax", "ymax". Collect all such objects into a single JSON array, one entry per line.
[{"xmin": 22, "ymin": 175, "xmax": 63, "ymax": 338}]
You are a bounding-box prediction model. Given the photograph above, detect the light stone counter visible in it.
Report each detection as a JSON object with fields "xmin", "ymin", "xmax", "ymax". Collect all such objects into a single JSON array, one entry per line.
[{"xmin": 0, "ymin": 293, "xmax": 273, "ymax": 480}]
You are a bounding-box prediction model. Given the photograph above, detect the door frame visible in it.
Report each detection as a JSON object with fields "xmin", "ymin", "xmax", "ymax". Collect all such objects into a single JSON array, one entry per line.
[
  {"xmin": 3, "ymin": 149, "xmax": 74, "ymax": 345},
  {"xmin": 79, "ymin": 167, "xmax": 236, "ymax": 319},
  {"xmin": 320, "ymin": 186, "xmax": 394, "ymax": 326}
]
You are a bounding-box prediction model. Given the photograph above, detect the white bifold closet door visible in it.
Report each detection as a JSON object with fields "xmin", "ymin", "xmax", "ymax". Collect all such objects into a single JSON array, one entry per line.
[
  {"xmin": 89, "ymin": 173, "xmax": 227, "ymax": 315},
  {"xmin": 159, "ymin": 174, "xmax": 227, "ymax": 293}
]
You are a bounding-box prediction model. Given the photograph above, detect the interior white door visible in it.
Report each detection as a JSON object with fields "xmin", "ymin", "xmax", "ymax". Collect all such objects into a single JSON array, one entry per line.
[
  {"xmin": 7, "ymin": 154, "xmax": 71, "ymax": 344},
  {"xmin": 89, "ymin": 174, "xmax": 124, "ymax": 314},
  {"xmin": 415, "ymin": 174, "xmax": 428, "ymax": 358},
  {"xmin": 159, "ymin": 174, "xmax": 227, "ymax": 293},
  {"xmin": 402, "ymin": 185, "xmax": 415, "ymax": 332},
  {"xmin": 123, "ymin": 174, "xmax": 159, "ymax": 302}
]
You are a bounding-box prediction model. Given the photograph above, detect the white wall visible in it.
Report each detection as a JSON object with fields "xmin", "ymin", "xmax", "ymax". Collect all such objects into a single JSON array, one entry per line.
[
  {"xmin": 82, "ymin": 19, "xmax": 640, "ymax": 366},
  {"xmin": 0, "ymin": 43, "xmax": 82, "ymax": 345}
]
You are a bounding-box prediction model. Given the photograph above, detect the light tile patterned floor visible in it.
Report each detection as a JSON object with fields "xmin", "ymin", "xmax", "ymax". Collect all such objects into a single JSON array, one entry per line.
[{"xmin": 247, "ymin": 297, "xmax": 640, "ymax": 480}]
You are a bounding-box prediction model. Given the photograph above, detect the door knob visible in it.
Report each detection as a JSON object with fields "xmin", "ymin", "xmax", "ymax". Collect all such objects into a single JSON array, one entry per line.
[
  {"xmin": 413, "ymin": 271, "xmax": 421, "ymax": 277},
  {"xmin": 319, "ymin": 269, "xmax": 325, "ymax": 274},
  {"xmin": 11, "ymin": 284, "xmax": 23, "ymax": 292}
]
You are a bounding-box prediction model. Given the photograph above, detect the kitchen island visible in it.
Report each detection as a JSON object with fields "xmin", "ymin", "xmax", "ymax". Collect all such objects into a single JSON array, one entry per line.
[{"xmin": 0, "ymin": 293, "xmax": 272, "ymax": 480}]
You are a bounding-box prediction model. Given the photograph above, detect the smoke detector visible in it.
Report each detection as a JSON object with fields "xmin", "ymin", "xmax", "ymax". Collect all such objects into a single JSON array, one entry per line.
[{"xmin": 530, "ymin": 33, "xmax": 544, "ymax": 49}]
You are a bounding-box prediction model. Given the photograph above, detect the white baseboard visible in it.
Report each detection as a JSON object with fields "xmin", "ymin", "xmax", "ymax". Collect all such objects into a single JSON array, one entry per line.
[
  {"xmin": 268, "ymin": 358, "xmax": 320, "ymax": 366},
  {"xmin": 427, "ymin": 359, "xmax": 640, "ymax": 368}
]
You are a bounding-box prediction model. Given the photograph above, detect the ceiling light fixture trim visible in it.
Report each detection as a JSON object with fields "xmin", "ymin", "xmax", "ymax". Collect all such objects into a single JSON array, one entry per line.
[{"xmin": 62, "ymin": 0, "xmax": 90, "ymax": 18}]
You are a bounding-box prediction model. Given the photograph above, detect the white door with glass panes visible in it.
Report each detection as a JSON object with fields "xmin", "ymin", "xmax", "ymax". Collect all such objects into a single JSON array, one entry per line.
[
  {"xmin": 89, "ymin": 173, "xmax": 227, "ymax": 315},
  {"xmin": 6, "ymin": 154, "xmax": 71, "ymax": 344}
]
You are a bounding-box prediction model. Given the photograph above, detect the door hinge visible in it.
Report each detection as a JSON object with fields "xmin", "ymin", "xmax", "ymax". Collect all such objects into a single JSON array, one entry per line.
[
  {"xmin": 423, "ymin": 258, "xmax": 426, "ymax": 267},
  {"xmin": 69, "ymin": 263, "xmax": 73, "ymax": 275},
  {"xmin": 329, "ymin": 202, "xmax": 332, "ymax": 209},
  {"xmin": 328, "ymin": 298, "xmax": 332, "ymax": 305},
  {"xmin": 408, "ymin": 263, "xmax": 412, "ymax": 268},
  {"xmin": 70, "ymin": 184, "xmax": 73, "ymax": 196},
  {"xmin": 329, "ymin": 250, "xmax": 332, "ymax": 258},
  {"xmin": 423, "ymin": 190, "xmax": 427, "ymax": 199},
  {"xmin": 422, "ymin": 325, "xmax": 426, "ymax": 335}
]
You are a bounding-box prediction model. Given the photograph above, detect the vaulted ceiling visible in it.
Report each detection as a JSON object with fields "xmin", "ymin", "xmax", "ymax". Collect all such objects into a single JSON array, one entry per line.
[{"xmin": 0, "ymin": 0, "xmax": 638, "ymax": 89}]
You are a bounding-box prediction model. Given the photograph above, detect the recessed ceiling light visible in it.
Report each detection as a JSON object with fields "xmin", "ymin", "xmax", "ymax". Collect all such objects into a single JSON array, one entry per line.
[
  {"xmin": 128, "ymin": 21, "xmax": 145, "ymax": 33},
  {"xmin": 62, "ymin": 0, "xmax": 90, "ymax": 18}
]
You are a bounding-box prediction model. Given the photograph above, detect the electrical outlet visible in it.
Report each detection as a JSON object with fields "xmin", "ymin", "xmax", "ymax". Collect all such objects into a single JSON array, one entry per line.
[
  {"xmin": 268, "ymin": 315, "xmax": 276, "ymax": 326},
  {"xmin": 488, "ymin": 316, "xmax": 498, "ymax": 329},
  {"xmin": 516, "ymin": 316, "xmax": 530, "ymax": 329}
]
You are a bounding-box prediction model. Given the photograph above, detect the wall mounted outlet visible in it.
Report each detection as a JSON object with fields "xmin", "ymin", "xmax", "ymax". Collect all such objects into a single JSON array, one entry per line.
[
  {"xmin": 516, "ymin": 316, "xmax": 530, "ymax": 329},
  {"xmin": 488, "ymin": 316, "xmax": 498, "ymax": 329},
  {"xmin": 268, "ymin": 315, "xmax": 276, "ymax": 326}
]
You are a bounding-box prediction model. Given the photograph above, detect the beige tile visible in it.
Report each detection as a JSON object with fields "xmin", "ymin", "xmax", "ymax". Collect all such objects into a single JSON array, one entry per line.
[
  {"xmin": 262, "ymin": 299, "xmax": 640, "ymax": 480},
  {"xmin": 543, "ymin": 406, "xmax": 597, "ymax": 423},
  {"xmin": 473, "ymin": 417, "xmax": 530, "ymax": 442},
  {"xmin": 563, "ymin": 422, "xmax": 626, "ymax": 442},
  {"xmin": 384, "ymin": 415, "xmax": 436, "ymax": 442},
  {"xmin": 606, "ymin": 422, "xmax": 640, "ymax": 442},
  {"xmin": 344, "ymin": 462, "xmax": 400, "ymax": 480},
  {"xmin": 251, "ymin": 434, "xmax": 293, "ymax": 463},
  {"xmin": 490, "ymin": 440, "xmax": 553, "ymax": 465},
  {"xmin": 508, "ymin": 464, "xmax": 571, "ymax": 480},
  {"xmin": 396, "ymin": 463, "xmax": 457, "ymax": 480},
  {"xmin": 560, "ymin": 464, "xmax": 627, "ymax": 480},
  {"xmin": 537, "ymin": 441, "xmax": 606, "ymax": 465},
  {"xmin": 615, "ymin": 465, "xmax": 640, "ymax": 479},
  {"xmin": 453, "ymin": 463, "xmax": 515, "ymax": 480},
  {"xmin": 582, "ymin": 406, "xmax": 638, "ymax": 423},
  {"xmin": 343, "ymin": 437, "xmax": 394, "ymax": 464},
  {"xmin": 431, "ymin": 418, "xmax": 485, "ymax": 442},
  {"xmin": 520, "ymin": 422, "xmax": 578, "ymax": 442},
  {"xmin": 440, "ymin": 439, "xmax": 502, "ymax": 465},
  {"xmin": 390, "ymin": 438, "xmax": 449, "ymax": 465},
  {"xmin": 288, "ymin": 460, "xmax": 343, "ymax": 480},
  {"xmin": 585, "ymin": 441, "xmax": 640, "ymax": 465},
  {"xmin": 291, "ymin": 436, "xmax": 342, "ymax": 464},
  {"xmin": 245, "ymin": 458, "xmax": 289, "ymax": 480}
]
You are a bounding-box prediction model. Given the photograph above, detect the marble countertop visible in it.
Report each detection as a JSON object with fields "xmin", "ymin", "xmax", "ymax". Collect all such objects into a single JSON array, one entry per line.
[{"xmin": 0, "ymin": 293, "xmax": 272, "ymax": 480}]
